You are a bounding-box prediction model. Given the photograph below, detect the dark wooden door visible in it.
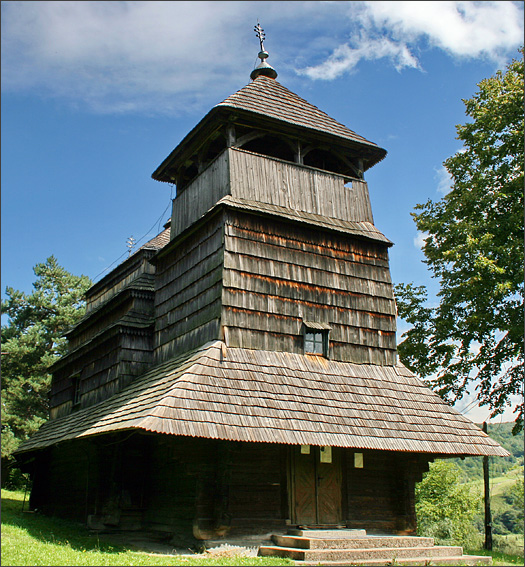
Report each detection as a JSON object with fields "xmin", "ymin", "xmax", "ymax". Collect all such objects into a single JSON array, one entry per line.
[{"xmin": 292, "ymin": 446, "xmax": 342, "ymax": 525}]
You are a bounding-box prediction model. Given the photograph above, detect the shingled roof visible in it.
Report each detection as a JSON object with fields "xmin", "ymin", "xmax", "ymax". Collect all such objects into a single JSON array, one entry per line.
[
  {"xmin": 152, "ymin": 76, "xmax": 386, "ymax": 182},
  {"xmin": 217, "ymin": 195, "xmax": 392, "ymax": 245},
  {"xmin": 16, "ymin": 341, "xmax": 508, "ymax": 457},
  {"xmin": 216, "ymin": 76, "xmax": 382, "ymax": 151},
  {"xmin": 136, "ymin": 225, "xmax": 171, "ymax": 252}
]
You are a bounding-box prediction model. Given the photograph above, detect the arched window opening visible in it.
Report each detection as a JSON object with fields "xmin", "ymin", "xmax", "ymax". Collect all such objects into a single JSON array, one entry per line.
[
  {"xmin": 241, "ymin": 135, "xmax": 295, "ymax": 163},
  {"xmin": 303, "ymin": 148, "xmax": 348, "ymax": 176}
]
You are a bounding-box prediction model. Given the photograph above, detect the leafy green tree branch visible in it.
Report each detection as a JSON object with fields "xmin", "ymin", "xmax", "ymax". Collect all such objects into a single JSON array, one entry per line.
[{"xmin": 395, "ymin": 49, "xmax": 524, "ymax": 433}]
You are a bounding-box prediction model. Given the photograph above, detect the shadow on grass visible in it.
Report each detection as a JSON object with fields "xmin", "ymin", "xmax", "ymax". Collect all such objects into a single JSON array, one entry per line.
[{"xmin": 1, "ymin": 495, "xmax": 129, "ymax": 555}]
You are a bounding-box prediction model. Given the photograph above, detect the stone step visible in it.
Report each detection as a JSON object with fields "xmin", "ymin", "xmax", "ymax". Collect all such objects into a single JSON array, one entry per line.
[
  {"xmin": 296, "ymin": 556, "xmax": 492, "ymax": 566},
  {"xmin": 273, "ymin": 534, "xmax": 435, "ymax": 550},
  {"xmin": 288, "ymin": 528, "xmax": 367, "ymax": 538},
  {"xmin": 259, "ymin": 545, "xmax": 464, "ymax": 562}
]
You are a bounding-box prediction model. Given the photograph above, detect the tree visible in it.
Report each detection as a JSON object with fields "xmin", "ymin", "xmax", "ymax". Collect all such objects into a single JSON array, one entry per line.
[
  {"xmin": 395, "ymin": 49, "xmax": 524, "ymax": 433},
  {"xmin": 416, "ymin": 459, "xmax": 482, "ymax": 547},
  {"xmin": 1, "ymin": 256, "xmax": 91, "ymax": 485}
]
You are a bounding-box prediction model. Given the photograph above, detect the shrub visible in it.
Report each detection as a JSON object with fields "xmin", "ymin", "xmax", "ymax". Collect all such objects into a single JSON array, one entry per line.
[{"xmin": 416, "ymin": 459, "xmax": 482, "ymax": 547}]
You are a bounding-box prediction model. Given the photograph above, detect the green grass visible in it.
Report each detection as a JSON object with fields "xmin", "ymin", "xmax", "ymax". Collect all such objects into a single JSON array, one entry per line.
[
  {"xmin": 465, "ymin": 548, "xmax": 525, "ymax": 566},
  {"xmin": 4, "ymin": 489, "xmax": 523, "ymax": 566},
  {"xmin": 1, "ymin": 490, "xmax": 292, "ymax": 566}
]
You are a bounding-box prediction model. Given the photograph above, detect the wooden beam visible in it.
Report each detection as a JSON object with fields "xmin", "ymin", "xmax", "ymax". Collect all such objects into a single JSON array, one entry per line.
[
  {"xmin": 233, "ymin": 130, "xmax": 266, "ymax": 148},
  {"xmin": 482, "ymin": 422, "xmax": 493, "ymax": 551}
]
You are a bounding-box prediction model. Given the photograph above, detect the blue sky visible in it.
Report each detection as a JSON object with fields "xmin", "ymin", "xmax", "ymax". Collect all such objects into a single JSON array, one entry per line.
[{"xmin": 2, "ymin": 1, "xmax": 523, "ymax": 422}]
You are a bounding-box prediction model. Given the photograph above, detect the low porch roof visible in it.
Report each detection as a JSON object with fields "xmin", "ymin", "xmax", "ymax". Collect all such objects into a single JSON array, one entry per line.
[{"xmin": 16, "ymin": 341, "xmax": 508, "ymax": 457}]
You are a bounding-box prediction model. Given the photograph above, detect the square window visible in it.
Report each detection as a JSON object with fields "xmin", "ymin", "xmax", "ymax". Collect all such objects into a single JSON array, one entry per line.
[
  {"xmin": 303, "ymin": 322, "xmax": 331, "ymax": 357},
  {"xmin": 304, "ymin": 329, "xmax": 328, "ymax": 356},
  {"xmin": 305, "ymin": 331, "xmax": 323, "ymax": 354}
]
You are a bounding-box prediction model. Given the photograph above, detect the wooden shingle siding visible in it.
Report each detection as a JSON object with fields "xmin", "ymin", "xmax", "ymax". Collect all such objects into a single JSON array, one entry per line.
[
  {"xmin": 86, "ymin": 253, "xmax": 156, "ymax": 314},
  {"xmin": 157, "ymin": 297, "xmax": 222, "ymax": 350},
  {"xmin": 50, "ymin": 329, "xmax": 154, "ymax": 419},
  {"xmin": 229, "ymin": 148, "xmax": 374, "ymax": 223},
  {"xmin": 170, "ymin": 148, "xmax": 378, "ymax": 242},
  {"xmin": 21, "ymin": 342, "xmax": 508, "ymax": 457},
  {"xmin": 224, "ymin": 258, "xmax": 394, "ymax": 300},
  {"xmin": 154, "ymin": 320, "xmax": 221, "ymax": 364},
  {"xmin": 154, "ymin": 214, "xmax": 225, "ymax": 363},
  {"xmin": 220, "ymin": 196, "xmax": 391, "ymax": 244},
  {"xmin": 225, "ymin": 219, "xmax": 391, "ymax": 270},
  {"xmin": 222, "ymin": 210, "xmax": 396, "ymax": 363},
  {"xmin": 224, "ymin": 294, "xmax": 394, "ymax": 333},
  {"xmin": 69, "ymin": 292, "xmax": 153, "ymax": 350},
  {"xmin": 224, "ymin": 231, "xmax": 391, "ymax": 282}
]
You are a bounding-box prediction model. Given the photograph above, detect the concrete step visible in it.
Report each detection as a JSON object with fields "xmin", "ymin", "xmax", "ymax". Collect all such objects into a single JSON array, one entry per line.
[
  {"xmin": 273, "ymin": 534, "xmax": 435, "ymax": 550},
  {"xmin": 288, "ymin": 528, "xmax": 366, "ymax": 538},
  {"xmin": 296, "ymin": 556, "xmax": 492, "ymax": 566},
  {"xmin": 259, "ymin": 545, "xmax": 466, "ymax": 562}
]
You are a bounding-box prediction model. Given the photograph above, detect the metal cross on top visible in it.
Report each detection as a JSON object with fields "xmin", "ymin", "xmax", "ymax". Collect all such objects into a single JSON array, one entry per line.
[
  {"xmin": 249, "ymin": 21, "xmax": 277, "ymax": 79},
  {"xmin": 254, "ymin": 22, "xmax": 266, "ymax": 52}
]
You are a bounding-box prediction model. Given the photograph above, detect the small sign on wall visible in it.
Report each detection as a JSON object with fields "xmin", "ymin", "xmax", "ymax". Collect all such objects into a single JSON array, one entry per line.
[
  {"xmin": 301, "ymin": 445, "xmax": 310, "ymax": 454},
  {"xmin": 354, "ymin": 452, "xmax": 364, "ymax": 468},
  {"xmin": 320, "ymin": 446, "xmax": 332, "ymax": 463}
]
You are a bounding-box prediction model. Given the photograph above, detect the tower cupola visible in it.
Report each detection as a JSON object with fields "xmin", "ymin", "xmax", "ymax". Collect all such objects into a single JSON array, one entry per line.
[{"xmin": 250, "ymin": 22, "xmax": 277, "ymax": 80}]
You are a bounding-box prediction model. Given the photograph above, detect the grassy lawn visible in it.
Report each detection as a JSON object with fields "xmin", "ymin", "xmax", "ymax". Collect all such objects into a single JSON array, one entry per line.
[
  {"xmin": 3, "ymin": 489, "xmax": 523, "ymax": 566},
  {"xmin": 1, "ymin": 490, "xmax": 292, "ymax": 566},
  {"xmin": 465, "ymin": 548, "xmax": 525, "ymax": 566}
]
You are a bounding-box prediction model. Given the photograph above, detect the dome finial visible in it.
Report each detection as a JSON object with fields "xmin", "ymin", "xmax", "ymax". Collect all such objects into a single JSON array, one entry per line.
[{"xmin": 250, "ymin": 21, "xmax": 278, "ymax": 80}]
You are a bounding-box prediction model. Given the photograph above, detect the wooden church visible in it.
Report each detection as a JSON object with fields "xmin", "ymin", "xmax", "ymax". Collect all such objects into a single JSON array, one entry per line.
[{"xmin": 16, "ymin": 30, "xmax": 507, "ymax": 544}]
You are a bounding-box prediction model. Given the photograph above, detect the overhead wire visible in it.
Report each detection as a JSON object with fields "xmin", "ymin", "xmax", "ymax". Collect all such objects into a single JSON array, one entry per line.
[
  {"xmin": 460, "ymin": 396, "xmax": 482, "ymax": 416},
  {"xmin": 92, "ymin": 184, "xmax": 174, "ymax": 283}
]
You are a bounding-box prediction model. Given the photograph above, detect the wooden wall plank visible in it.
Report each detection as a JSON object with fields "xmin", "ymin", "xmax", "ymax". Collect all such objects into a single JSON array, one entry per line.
[
  {"xmin": 222, "ymin": 210, "xmax": 396, "ymax": 364},
  {"xmin": 171, "ymin": 151, "xmax": 230, "ymax": 239},
  {"xmin": 154, "ymin": 214, "xmax": 225, "ymax": 363},
  {"xmin": 229, "ymin": 149, "xmax": 374, "ymax": 223}
]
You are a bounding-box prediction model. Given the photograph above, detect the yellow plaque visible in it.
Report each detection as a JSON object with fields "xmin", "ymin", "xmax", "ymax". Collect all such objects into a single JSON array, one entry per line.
[
  {"xmin": 320, "ymin": 446, "xmax": 332, "ymax": 463},
  {"xmin": 300, "ymin": 445, "xmax": 310, "ymax": 454},
  {"xmin": 354, "ymin": 452, "xmax": 363, "ymax": 468}
]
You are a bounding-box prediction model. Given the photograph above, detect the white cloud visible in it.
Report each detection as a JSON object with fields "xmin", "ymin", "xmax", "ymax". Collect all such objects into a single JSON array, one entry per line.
[
  {"xmin": 414, "ymin": 231, "xmax": 428, "ymax": 250},
  {"xmin": 1, "ymin": 1, "xmax": 259, "ymax": 114},
  {"xmin": 362, "ymin": 1, "xmax": 524, "ymax": 60},
  {"xmin": 434, "ymin": 165, "xmax": 453, "ymax": 195},
  {"xmin": 1, "ymin": 1, "xmax": 523, "ymax": 112},
  {"xmin": 299, "ymin": 35, "xmax": 420, "ymax": 80},
  {"xmin": 300, "ymin": 1, "xmax": 523, "ymax": 80}
]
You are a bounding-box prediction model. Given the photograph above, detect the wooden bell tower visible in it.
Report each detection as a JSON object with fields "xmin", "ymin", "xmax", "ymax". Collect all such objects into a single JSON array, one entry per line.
[{"xmin": 151, "ymin": 27, "xmax": 395, "ymax": 368}]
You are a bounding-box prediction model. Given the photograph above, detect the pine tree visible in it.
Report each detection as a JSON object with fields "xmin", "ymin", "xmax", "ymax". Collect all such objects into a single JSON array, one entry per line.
[{"xmin": 1, "ymin": 256, "xmax": 91, "ymax": 484}]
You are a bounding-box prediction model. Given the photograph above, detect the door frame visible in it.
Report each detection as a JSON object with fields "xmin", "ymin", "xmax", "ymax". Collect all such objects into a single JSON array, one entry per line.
[{"xmin": 288, "ymin": 445, "xmax": 344, "ymax": 526}]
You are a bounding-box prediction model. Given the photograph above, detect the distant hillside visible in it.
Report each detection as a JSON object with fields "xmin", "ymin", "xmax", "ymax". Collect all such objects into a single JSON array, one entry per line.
[{"xmin": 453, "ymin": 422, "xmax": 524, "ymax": 481}]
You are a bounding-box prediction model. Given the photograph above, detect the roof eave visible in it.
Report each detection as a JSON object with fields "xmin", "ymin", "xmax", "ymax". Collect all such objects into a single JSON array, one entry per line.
[{"xmin": 151, "ymin": 105, "xmax": 387, "ymax": 184}]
